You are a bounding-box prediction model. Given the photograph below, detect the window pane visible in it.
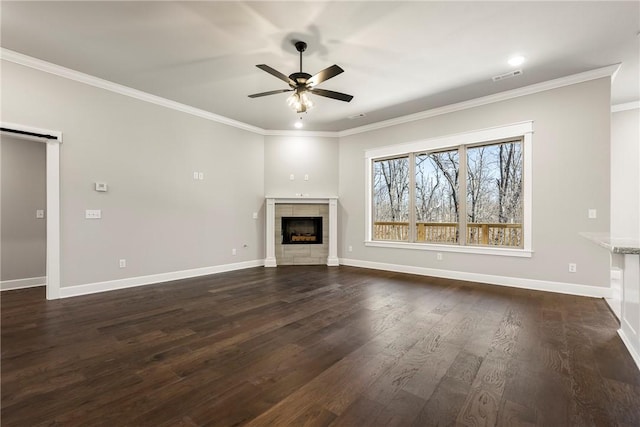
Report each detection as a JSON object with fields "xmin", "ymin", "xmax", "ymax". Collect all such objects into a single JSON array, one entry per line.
[
  {"xmin": 466, "ymin": 141, "xmax": 523, "ymax": 247},
  {"xmin": 415, "ymin": 150, "xmax": 460, "ymax": 243},
  {"xmin": 373, "ymin": 157, "xmax": 410, "ymax": 241}
]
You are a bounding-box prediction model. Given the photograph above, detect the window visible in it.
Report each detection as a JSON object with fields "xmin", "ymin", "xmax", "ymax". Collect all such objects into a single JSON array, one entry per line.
[
  {"xmin": 366, "ymin": 122, "xmax": 532, "ymax": 257},
  {"xmin": 466, "ymin": 142, "xmax": 523, "ymax": 247},
  {"xmin": 415, "ymin": 149, "xmax": 460, "ymax": 244},
  {"xmin": 373, "ymin": 156, "xmax": 409, "ymax": 241}
]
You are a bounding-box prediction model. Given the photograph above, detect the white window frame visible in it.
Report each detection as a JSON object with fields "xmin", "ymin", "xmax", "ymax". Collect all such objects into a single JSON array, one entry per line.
[{"xmin": 364, "ymin": 121, "xmax": 533, "ymax": 258}]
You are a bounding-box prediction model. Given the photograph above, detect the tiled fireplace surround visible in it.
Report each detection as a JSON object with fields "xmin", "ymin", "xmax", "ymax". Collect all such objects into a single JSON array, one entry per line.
[{"xmin": 265, "ymin": 197, "xmax": 339, "ymax": 267}]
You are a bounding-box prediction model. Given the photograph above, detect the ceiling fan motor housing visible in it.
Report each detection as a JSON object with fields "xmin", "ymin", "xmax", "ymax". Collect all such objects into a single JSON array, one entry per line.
[
  {"xmin": 294, "ymin": 41, "xmax": 307, "ymax": 53},
  {"xmin": 289, "ymin": 72, "xmax": 312, "ymax": 85}
]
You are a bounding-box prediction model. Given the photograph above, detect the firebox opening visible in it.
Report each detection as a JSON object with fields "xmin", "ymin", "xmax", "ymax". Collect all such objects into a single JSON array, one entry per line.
[{"xmin": 282, "ymin": 217, "xmax": 323, "ymax": 245}]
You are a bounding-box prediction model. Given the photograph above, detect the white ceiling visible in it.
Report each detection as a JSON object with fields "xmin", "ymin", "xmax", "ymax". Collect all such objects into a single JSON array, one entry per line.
[{"xmin": 1, "ymin": 1, "xmax": 639, "ymax": 132}]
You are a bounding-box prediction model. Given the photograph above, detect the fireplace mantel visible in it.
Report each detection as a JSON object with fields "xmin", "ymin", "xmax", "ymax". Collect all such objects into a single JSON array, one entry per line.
[{"xmin": 265, "ymin": 196, "xmax": 338, "ymax": 267}]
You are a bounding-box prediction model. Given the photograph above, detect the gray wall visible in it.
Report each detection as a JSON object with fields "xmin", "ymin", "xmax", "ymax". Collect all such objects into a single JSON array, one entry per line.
[
  {"xmin": 611, "ymin": 108, "xmax": 640, "ymax": 240},
  {"xmin": 339, "ymin": 78, "xmax": 611, "ymax": 288},
  {"xmin": 0, "ymin": 56, "xmax": 615, "ymax": 293},
  {"xmin": 264, "ymin": 135, "xmax": 338, "ymax": 196},
  {"xmin": 1, "ymin": 60, "xmax": 265, "ymax": 288},
  {"xmin": 1, "ymin": 136, "xmax": 46, "ymax": 281}
]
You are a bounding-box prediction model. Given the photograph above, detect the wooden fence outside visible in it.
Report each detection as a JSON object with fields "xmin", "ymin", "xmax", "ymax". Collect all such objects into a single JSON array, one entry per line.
[{"xmin": 373, "ymin": 221, "xmax": 522, "ymax": 247}]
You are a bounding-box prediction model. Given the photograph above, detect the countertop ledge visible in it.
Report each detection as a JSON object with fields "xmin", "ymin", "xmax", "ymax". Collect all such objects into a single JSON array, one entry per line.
[{"xmin": 580, "ymin": 232, "xmax": 640, "ymax": 255}]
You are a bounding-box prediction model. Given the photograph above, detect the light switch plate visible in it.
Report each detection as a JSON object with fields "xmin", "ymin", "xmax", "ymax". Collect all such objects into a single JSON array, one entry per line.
[
  {"xmin": 36, "ymin": 209, "xmax": 45, "ymax": 219},
  {"xmin": 588, "ymin": 209, "xmax": 597, "ymax": 219}
]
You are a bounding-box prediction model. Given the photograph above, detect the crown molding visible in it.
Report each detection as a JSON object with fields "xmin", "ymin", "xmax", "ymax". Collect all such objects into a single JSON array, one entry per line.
[
  {"xmin": 2, "ymin": 48, "xmax": 622, "ymax": 138},
  {"xmin": 338, "ymin": 63, "xmax": 622, "ymax": 137},
  {"xmin": 612, "ymin": 101, "xmax": 640, "ymax": 112},
  {"xmin": 1, "ymin": 48, "xmax": 265, "ymax": 135}
]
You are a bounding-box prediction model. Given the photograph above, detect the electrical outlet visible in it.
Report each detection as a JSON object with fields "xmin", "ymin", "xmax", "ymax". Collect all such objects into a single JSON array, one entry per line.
[
  {"xmin": 436, "ymin": 253, "xmax": 443, "ymax": 261},
  {"xmin": 289, "ymin": 174, "xmax": 295, "ymax": 180},
  {"xmin": 348, "ymin": 245, "xmax": 353, "ymax": 252},
  {"xmin": 85, "ymin": 209, "xmax": 102, "ymax": 219},
  {"xmin": 304, "ymin": 174, "xmax": 309, "ymax": 181},
  {"xmin": 232, "ymin": 248, "xmax": 237, "ymax": 256},
  {"xmin": 119, "ymin": 259, "xmax": 126, "ymax": 268},
  {"xmin": 36, "ymin": 209, "xmax": 45, "ymax": 219},
  {"xmin": 588, "ymin": 209, "xmax": 597, "ymax": 219},
  {"xmin": 568, "ymin": 263, "xmax": 577, "ymax": 273}
]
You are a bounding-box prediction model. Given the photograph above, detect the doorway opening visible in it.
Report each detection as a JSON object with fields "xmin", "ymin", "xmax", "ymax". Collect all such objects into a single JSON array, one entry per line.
[{"xmin": 1, "ymin": 123, "xmax": 62, "ymax": 299}]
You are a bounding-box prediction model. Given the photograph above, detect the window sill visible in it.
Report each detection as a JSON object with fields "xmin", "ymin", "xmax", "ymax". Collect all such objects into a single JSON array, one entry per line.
[{"xmin": 364, "ymin": 240, "xmax": 533, "ymax": 258}]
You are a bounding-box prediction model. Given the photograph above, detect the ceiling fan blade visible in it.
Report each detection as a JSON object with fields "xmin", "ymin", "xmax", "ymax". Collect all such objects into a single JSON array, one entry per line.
[
  {"xmin": 256, "ymin": 64, "xmax": 296, "ymax": 86},
  {"xmin": 306, "ymin": 65, "xmax": 344, "ymax": 87},
  {"xmin": 248, "ymin": 89, "xmax": 294, "ymax": 98},
  {"xmin": 309, "ymin": 88, "xmax": 353, "ymax": 102}
]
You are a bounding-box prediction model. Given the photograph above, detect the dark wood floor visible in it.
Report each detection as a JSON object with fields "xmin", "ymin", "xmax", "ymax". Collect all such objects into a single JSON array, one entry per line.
[{"xmin": 2, "ymin": 266, "xmax": 639, "ymax": 426}]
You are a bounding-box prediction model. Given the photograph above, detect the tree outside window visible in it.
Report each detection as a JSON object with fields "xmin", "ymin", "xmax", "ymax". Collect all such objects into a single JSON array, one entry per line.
[{"xmin": 372, "ymin": 139, "xmax": 523, "ymax": 248}]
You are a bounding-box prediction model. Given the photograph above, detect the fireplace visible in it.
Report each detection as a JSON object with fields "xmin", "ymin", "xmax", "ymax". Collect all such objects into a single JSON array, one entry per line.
[
  {"xmin": 282, "ymin": 217, "xmax": 323, "ymax": 245},
  {"xmin": 265, "ymin": 197, "xmax": 338, "ymax": 267}
]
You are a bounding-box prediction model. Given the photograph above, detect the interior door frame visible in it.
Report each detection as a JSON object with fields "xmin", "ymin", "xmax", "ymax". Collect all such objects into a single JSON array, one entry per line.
[{"xmin": 1, "ymin": 122, "xmax": 62, "ymax": 299}]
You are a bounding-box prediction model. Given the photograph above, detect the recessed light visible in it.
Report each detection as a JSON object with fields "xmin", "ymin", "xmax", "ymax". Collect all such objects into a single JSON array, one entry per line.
[
  {"xmin": 508, "ymin": 55, "xmax": 526, "ymax": 67},
  {"xmin": 294, "ymin": 120, "xmax": 303, "ymax": 129}
]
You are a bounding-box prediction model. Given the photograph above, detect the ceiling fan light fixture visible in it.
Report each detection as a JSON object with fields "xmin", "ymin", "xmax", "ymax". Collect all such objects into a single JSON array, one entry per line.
[
  {"xmin": 249, "ymin": 41, "xmax": 352, "ymax": 112},
  {"xmin": 287, "ymin": 91, "xmax": 314, "ymax": 113}
]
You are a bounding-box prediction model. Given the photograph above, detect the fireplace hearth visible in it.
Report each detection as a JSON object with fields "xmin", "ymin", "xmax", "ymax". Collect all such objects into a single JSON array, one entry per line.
[{"xmin": 282, "ymin": 217, "xmax": 323, "ymax": 245}]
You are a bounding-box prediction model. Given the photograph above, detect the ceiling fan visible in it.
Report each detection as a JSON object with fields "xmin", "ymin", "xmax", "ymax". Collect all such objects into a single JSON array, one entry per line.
[{"xmin": 248, "ymin": 41, "xmax": 353, "ymax": 113}]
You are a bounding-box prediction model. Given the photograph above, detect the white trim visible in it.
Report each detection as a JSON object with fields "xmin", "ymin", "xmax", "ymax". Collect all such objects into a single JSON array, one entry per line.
[
  {"xmin": 328, "ymin": 198, "xmax": 339, "ymax": 266},
  {"xmin": 618, "ymin": 328, "xmax": 640, "ymax": 371},
  {"xmin": 339, "ymin": 258, "xmax": 613, "ymax": 298},
  {"xmin": 59, "ymin": 259, "xmax": 264, "ymax": 299},
  {"xmin": 523, "ymin": 129, "xmax": 533, "ymax": 251},
  {"xmin": 264, "ymin": 196, "xmax": 338, "ymax": 204},
  {"xmin": 364, "ymin": 121, "xmax": 533, "ymax": 159},
  {"xmin": 363, "ymin": 241, "xmax": 532, "ymax": 258},
  {"xmin": 340, "ymin": 64, "xmax": 620, "ymax": 137},
  {"xmin": 1, "ymin": 277, "xmax": 46, "ymax": 291},
  {"xmin": 612, "ymin": 101, "xmax": 640, "ymax": 113},
  {"xmin": 265, "ymin": 199, "xmax": 277, "ymax": 267},
  {"xmin": 364, "ymin": 121, "xmax": 533, "ymax": 254},
  {"xmin": 1, "ymin": 122, "xmax": 62, "ymax": 300},
  {"xmin": 1, "ymin": 48, "xmax": 264, "ymax": 135},
  {"xmin": 46, "ymin": 140, "xmax": 61, "ymax": 299}
]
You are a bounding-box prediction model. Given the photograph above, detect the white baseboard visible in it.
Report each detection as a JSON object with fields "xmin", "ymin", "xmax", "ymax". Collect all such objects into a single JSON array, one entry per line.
[
  {"xmin": 59, "ymin": 259, "xmax": 264, "ymax": 299},
  {"xmin": 604, "ymin": 297, "xmax": 621, "ymax": 320},
  {"xmin": 339, "ymin": 258, "xmax": 613, "ymax": 298},
  {"xmin": 618, "ymin": 328, "xmax": 640, "ymax": 371},
  {"xmin": 1, "ymin": 276, "xmax": 46, "ymax": 291}
]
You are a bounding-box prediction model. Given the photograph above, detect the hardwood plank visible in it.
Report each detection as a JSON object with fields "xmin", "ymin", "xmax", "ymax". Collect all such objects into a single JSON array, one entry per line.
[{"xmin": 1, "ymin": 266, "xmax": 638, "ymax": 426}]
